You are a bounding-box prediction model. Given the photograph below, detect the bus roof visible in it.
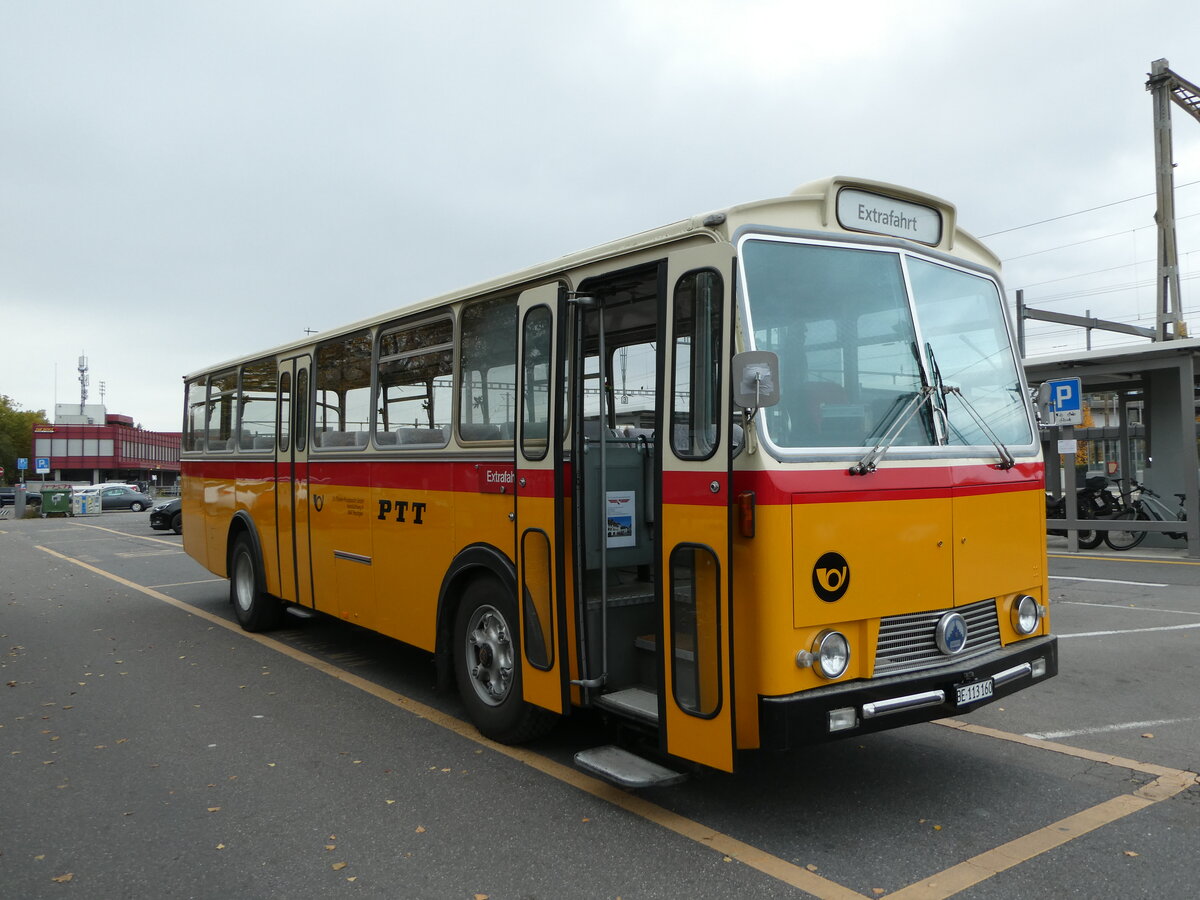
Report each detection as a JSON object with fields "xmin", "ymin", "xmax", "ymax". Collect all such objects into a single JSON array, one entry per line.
[{"xmin": 184, "ymin": 176, "xmax": 1000, "ymax": 380}]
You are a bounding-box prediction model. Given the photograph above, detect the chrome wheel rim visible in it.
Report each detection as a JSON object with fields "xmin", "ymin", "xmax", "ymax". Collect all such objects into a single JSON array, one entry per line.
[
  {"xmin": 464, "ymin": 604, "xmax": 513, "ymax": 707},
  {"xmin": 233, "ymin": 552, "xmax": 255, "ymax": 612}
]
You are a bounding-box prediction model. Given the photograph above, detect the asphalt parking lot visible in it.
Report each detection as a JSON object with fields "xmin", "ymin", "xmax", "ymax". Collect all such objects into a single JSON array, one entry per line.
[{"xmin": 1, "ymin": 513, "xmax": 1197, "ymax": 899}]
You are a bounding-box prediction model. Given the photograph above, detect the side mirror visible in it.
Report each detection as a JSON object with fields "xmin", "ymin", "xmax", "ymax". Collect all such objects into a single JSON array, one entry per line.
[
  {"xmin": 732, "ymin": 351, "xmax": 780, "ymax": 410},
  {"xmin": 1034, "ymin": 382, "xmax": 1052, "ymax": 422}
]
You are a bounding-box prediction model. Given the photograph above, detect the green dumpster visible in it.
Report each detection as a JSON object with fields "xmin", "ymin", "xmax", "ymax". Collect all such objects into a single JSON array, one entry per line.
[{"xmin": 41, "ymin": 488, "xmax": 73, "ymax": 517}]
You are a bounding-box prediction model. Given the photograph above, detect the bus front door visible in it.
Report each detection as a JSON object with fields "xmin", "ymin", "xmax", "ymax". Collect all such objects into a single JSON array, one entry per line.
[
  {"xmin": 276, "ymin": 355, "xmax": 314, "ymax": 609},
  {"xmin": 658, "ymin": 245, "xmax": 736, "ymax": 772},
  {"xmin": 514, "ymin": 284, "xmax": 568, "ymax": 714}
]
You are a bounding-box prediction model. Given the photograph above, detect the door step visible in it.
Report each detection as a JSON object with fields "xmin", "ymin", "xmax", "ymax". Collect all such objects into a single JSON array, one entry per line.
[
  {"xmin": 594, "ymin": 687, "xmax": 658, "ymax": 724},
  {"xmin": 285, "ymin": 605, "xmax": 315, "ymax": 620},
  {"xmin": 574, "ymin": 745, "xmax": 686, "ymax": 789}
]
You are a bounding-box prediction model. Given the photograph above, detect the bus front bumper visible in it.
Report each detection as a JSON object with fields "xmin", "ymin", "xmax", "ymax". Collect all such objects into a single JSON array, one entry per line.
[{"xmin": 759, "ymin": 635, "xmax": 1058, "ymax": 749}]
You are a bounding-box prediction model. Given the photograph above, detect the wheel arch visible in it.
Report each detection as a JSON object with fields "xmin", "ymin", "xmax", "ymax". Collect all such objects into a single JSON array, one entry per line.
[{"xmin": 434, "ymin": 543, "xmax": 517, "ymax": 690}]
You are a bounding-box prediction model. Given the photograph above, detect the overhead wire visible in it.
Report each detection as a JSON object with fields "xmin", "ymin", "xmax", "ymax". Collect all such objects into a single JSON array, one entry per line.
[{"xmin": 979, "ymin": 179, "xmax": 1200, "ymax": 239}]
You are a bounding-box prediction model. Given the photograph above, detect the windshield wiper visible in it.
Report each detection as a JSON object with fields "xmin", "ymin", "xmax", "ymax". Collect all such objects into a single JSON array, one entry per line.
[
  {"xmin": 923, "ymin": 342, "xmax": 1015, "ymax": 470},
  {"xmin": 940, "ymin": 385, "xmax": 1016, "ymax": 470},
  {"xmin": 849, "ymin": 385, "xmax": 937, "ymax": 476}
]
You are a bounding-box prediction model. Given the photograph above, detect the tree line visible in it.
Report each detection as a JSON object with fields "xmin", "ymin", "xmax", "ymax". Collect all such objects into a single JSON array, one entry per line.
[{"xmin": 0, "ymin": 396, "xmax": 48, "ymax": 484}]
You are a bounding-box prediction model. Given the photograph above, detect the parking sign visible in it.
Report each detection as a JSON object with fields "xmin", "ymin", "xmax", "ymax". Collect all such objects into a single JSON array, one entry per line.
[
  {"xmin": 1045, "ymin": 377, "xmax": 1082, "ymax": 426},
  {"xmin": 35, "ymin": 457, "xmax": 50, "ymax": 474}
]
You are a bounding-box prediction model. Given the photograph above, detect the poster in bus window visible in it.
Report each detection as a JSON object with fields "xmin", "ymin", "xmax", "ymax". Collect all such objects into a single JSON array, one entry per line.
[{"xmin": 606, "ymin": 491, "xmax": 636, "ymax": 548}]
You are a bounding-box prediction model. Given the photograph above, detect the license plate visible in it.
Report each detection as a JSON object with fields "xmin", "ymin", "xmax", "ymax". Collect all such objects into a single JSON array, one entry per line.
[{"xmin": 956, "ymin": 678, "xmax": 994, "ymax": 706}]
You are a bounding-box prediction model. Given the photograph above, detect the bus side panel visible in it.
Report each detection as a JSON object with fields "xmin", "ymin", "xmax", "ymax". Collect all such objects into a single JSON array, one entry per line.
[
  {"xmin": 180, "ymin": 468, "xmax": 209, "ymax": 571},
  {"xmin": 730, "ymin": 498, "xmax": 790, "ymax": 749},
  {"xmin": 306, "ymin": 469, "xmax": 374, "ymax": 624},
  {"xmin": 369, "ymin": 461, "xmax": 507, "ymax": 652},
  {"xmin": 181, "ymin": 463, "xmax": 238, "ymax": 578}
]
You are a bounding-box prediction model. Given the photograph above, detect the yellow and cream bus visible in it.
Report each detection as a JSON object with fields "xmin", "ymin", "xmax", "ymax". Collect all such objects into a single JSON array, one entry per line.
[{"xmin": 181, "ymin": 177, "xmax": 1056, "ymax": 785}]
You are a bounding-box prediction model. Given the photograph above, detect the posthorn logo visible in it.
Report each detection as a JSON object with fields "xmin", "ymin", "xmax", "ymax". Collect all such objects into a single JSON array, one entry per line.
[
  {"xmin": 811, "ymin": 552, "xmax": 850, "ymax": 602},
  {"xmin": 313, "ymin": 494, "xmax": 324, "ymax": 512}
]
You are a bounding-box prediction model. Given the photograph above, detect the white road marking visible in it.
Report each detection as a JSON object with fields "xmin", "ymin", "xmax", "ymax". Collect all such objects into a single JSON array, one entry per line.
[
  {"xmin": 1049, "ymin": 575, "xmax": 1167, "ymax": 587},
  {"xmin": 1060, "ymin": 600, "xmax": 1200, "ymax": 617},
  {"xmin": 1026, "ymin": 717, "xmax": 1198, "ymax": 740},
  {"xmin": 1058, "ymin": 622, "xmax": 1200, "ymax": 638}
]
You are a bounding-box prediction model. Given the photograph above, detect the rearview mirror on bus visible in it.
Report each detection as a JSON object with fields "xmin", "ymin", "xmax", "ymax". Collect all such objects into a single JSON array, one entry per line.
[{"xmin": 732, "ymin": 350, "xmax": 780, "ymax": 410}]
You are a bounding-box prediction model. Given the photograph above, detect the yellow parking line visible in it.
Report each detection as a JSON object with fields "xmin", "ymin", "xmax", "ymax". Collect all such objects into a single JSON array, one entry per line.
[
  {"xmin": 1049, "ymin": 553, "xmax": 1200, "ymax": 566},
  {"xmin": 35, "ymin": 544, "xmax": 1200, "ymax": 900}
]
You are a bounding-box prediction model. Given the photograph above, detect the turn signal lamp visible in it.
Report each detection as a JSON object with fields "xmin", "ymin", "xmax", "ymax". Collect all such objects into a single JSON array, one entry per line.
[{"xmin": 736, "ymin": 491, "xmax": 756, "ymax": 538}]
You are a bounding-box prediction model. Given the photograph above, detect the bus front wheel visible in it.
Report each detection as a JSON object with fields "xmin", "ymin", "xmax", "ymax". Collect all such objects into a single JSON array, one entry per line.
[
  {"xmin": 230, "ymin": 534, "xmax": 283, "ymax": 632},
  {"xmin": 453, "ymin": 577, "xmax": 552, "ymax": 744}
]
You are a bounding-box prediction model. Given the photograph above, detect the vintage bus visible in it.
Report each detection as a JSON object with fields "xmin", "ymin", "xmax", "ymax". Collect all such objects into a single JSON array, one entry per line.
[{"xmin": 181, "ymin": 176, "xmax": 1056, "ymax": 785}]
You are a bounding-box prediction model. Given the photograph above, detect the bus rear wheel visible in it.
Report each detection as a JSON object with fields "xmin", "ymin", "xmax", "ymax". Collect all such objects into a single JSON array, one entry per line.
[
  {"xmin": 453, "ymin": 577, "xmax": 553, "ymax": 744},
  {"xmin": 230, "ymin": 534, "xmax": 283, "ymax": 632}
]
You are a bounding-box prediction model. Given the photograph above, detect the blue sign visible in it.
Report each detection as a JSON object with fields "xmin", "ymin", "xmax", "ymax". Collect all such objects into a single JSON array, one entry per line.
[
  {"xmin": 1046, "ymin": 377, "xmax": 1082, "ymax": 425},
  {"xmin": 17, "ymin": 458, "xmax": 28, "ymax": 470},
  {"xmin": 35, "ymin": 457, "xmax": 50, "ymax": 474}
]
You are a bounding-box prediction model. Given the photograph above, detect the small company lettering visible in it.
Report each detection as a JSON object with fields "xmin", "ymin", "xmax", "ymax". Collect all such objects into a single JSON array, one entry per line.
[
  {"xmin": 376, "ymin": 498, "xmax": 428, "ymax": 524},
  {"xmin": 478, "ymin": 465, "xmax": 515, "ymax": 494}
]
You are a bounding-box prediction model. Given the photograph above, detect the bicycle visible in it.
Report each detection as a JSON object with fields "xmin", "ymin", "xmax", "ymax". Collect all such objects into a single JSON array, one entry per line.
[{"xmin": 1103, "ymin": 480, "xmax": 1188, "ymax": 551}]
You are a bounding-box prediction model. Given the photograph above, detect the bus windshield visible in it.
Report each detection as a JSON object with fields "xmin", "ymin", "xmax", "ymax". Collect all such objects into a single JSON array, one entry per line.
[{"xmin": 740, "ymin": 237, "xmax": 1031, "ymax": 452}]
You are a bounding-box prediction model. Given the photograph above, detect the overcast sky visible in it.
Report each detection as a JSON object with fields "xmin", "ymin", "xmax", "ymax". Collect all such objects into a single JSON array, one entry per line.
[{"xmin": 3, "ymin": 1, "xmax": 1199, "ymax": 432}]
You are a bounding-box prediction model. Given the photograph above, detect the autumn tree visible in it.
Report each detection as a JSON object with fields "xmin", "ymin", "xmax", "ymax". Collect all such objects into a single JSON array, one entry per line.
[{"xmin": 0, "ymin": 395, "xmax": 48, "ymax": 484}]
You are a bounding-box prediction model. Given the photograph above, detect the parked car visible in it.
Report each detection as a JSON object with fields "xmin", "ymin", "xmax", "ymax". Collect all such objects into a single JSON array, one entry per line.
[
  {"xmin": 0, "ymin": 488, "xmax": 41, "ymax": 507},
  {"xmin": 149, "ymin": 497, "xmax": 182, "ymax": 534},
  {"xmin": 98, "ymin": 486, "xmax": 154, "ymax": 511}
]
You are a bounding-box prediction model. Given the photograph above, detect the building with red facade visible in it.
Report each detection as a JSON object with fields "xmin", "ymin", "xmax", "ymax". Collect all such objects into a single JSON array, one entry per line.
[{"xmin": 31, "ymin": 412, "xmax": 181, "ymax": 491}]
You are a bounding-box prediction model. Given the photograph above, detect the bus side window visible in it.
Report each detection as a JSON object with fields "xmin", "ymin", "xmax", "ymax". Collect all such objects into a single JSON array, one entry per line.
[
  {"xmin": 376, "ymin": 317, "xmax": 453, "ymax": 448},
  {"xmin": 313, "ymin": 333, "xmax": 372, "ymax": 450},
  {"xmin": 459, "ymin": 295, "xmax": 517, "ymax": 444},
  {"xmin": 671, "ymin": 269, "xmax": 723, "ymax": 459},
  {"xmin": 238, "ymin": 358, "xmax": 277, "ymax": 451}
]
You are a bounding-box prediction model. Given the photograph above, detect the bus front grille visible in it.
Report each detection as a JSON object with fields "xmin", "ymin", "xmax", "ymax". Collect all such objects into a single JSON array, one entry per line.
[{"xmin": 872, "ymin": 598, "xmax": 1001, "ymax": 678}]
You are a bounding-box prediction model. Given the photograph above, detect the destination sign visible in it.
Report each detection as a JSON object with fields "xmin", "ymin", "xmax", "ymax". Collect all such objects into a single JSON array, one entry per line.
[{"xmin": 836, "ymin": 188, "xmax": 942, "ymax": 245}]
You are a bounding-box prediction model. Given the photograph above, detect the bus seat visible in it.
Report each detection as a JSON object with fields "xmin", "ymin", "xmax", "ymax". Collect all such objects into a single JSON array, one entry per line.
[
  {"xmin": 396, "ymin": 426, "xmax": 448, "ymax": 446},
  {"xmin": 316, "ymin": 431, "xmax": 357, "ymax": 448},
  {"xmin": 374, "ymin": 430, "xmax": 399, "ymax": 446},
  {"xmin": 252, "ymin": 435, "xmax": 275, "ymax": 450},
  {"xmin": 459, "ymin": 423, "xmax": 501, "ymax": 442}
]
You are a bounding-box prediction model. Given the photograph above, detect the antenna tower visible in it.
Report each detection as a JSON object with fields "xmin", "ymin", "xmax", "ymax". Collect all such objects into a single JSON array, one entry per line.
[{"xmin": 78, "ymin": 354, "xmax": 89, "ymax": 415}]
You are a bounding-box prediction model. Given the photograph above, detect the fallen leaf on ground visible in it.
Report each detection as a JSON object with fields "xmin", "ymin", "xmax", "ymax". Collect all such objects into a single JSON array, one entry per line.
[
  {"xmin": 1125, "ymin": 850, "xmax": 1140, "ymax": 857},
  {"xmin": 332, "ymin": 862, "xmax": 348, "ymax": 871},
  {"xmin": 52, "ymin": 874, "xmax": 74, "ymax": 883},
  {"xmin": 415, "ymin": 826, "xmax": 426, "ymax": 833}
]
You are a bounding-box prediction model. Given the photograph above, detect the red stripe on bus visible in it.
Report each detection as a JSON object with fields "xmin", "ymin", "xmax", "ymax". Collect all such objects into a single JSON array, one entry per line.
[{"xmin": 735, "ymin": 462, "xmax": 1043, "ymax": 505}]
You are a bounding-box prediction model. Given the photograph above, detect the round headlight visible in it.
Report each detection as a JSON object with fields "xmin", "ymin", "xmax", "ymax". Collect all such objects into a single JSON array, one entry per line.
[
  {"xmin": 1012, "ymin": 594, "xmax": 1040, "ymax": 635},
  {"xmin": 813, "ymin": 630, "xmax": 850, "ymax": 679}
]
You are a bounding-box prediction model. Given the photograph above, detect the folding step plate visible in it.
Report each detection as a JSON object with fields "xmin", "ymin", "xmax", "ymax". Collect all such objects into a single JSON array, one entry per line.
[{"xmin": 574, "ymin": 745, "xmax": 687, "ymax": 789}]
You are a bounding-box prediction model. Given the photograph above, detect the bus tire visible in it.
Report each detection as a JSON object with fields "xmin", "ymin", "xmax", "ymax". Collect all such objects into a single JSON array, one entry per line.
[
  {"xmin": 453, "ymin": 577, "xmax": 553, "ymax": 744},
  {"xmin": 230, "ymin": 534, "xmax": 283, "ymax": 632}
]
